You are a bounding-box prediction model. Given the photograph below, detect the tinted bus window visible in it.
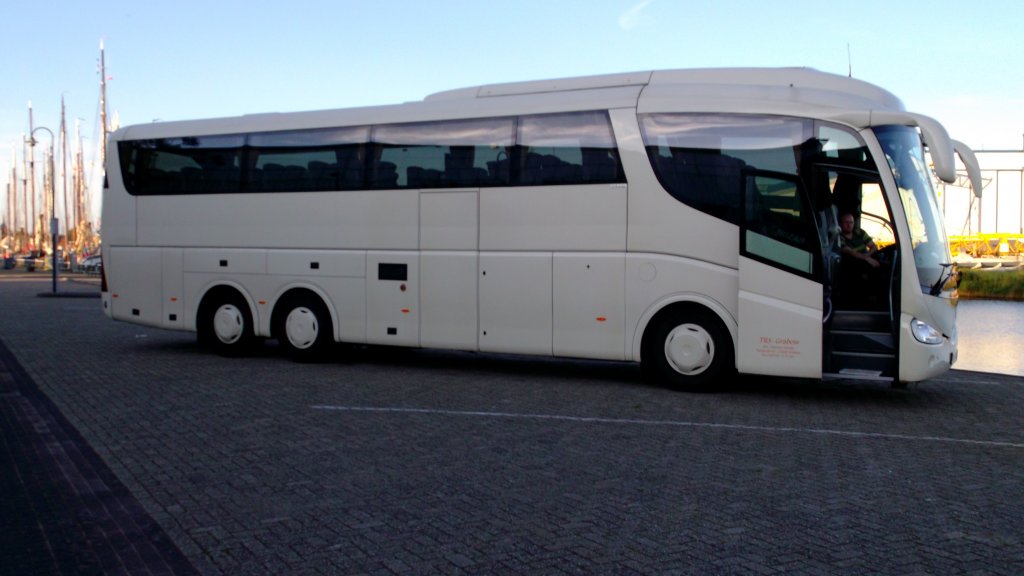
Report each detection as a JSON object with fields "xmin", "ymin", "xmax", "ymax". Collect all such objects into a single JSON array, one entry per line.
[
  {"xmin": 248, "ymin": 127, "xmax": 369, "ymax": 191},
  {"xmin": 370, "ymin": 118, "xmax": 514, "ymax": 189},
  {"xmin": 517, "ymin": 111, "xmax": 623, "ymax": 185},
  {"xmin": 640, "ymin": 114, "xmax": 811, "ymax": 223},
  {"xmin": 118, "ymin": 111, "xmax": 625, "ymax": 195},
  {"xmin": 121, "ymin": 134, "xmax": 244, "ymax": 195}
]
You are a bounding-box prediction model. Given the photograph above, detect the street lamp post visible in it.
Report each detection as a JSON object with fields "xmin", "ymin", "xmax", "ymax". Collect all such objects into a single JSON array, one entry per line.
[{"xmin": 29, "ymin": 126, "xmax": 58, "ymax": 294}]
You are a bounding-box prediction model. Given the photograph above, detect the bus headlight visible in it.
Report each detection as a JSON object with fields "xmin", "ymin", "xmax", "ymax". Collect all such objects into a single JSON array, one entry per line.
[{"xmin": 911, "ymin": 318, "xmax": 944, "ymax": 345}]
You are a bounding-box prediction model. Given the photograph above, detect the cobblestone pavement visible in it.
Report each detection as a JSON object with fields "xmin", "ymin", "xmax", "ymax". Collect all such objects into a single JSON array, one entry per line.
[{"xmin": 1, "ymin": 272, "xmax": 1023, "ymax": 575}]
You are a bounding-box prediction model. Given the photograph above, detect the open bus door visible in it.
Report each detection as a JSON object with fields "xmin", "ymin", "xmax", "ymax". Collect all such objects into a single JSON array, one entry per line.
[
  {"xmin": 821, "ymin": 168, "xmax": 900, "ymax": 381},
  {"xmin": 736, "ymin": 171, "xmax": 825, "ymax": 379}
]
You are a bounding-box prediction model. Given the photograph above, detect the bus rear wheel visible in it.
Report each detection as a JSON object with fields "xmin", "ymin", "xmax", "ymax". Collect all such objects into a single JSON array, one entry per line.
[
  {"xmin": 273, "ymin": 293, "xmax": 334, "ymax": 362},
  {"xmin": 198, "ymin": 290, "xmax": 259, "ymax": 357},
  {"xmin": 642, "ymin": 306, "xmax": 733, "ymax": 392}
]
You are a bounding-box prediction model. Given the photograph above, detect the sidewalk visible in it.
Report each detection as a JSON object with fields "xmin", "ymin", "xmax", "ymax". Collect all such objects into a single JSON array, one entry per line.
[{"xmin": 0, "ymin": 267, "xmax": 102, "ymax": 297}]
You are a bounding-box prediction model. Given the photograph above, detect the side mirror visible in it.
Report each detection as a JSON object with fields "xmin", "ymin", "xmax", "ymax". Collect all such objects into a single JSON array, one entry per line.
[{"xmin": 952, "ymin": 140, "xmax": 983, "ymax": 199}]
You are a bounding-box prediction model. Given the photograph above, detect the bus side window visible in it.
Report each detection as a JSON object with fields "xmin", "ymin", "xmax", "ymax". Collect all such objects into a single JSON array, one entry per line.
[
  {"xmin": 516, "ymin": 111, "xmax": 622, "ymax": 186},
  {"xmin": 744, "ymin": 173, "xmax": 817, "ymax": 275}
]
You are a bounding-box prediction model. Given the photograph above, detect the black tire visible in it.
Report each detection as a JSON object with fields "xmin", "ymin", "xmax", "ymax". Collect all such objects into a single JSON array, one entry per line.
[
  {"xmin": 642, "ymin": 306, "xmax": 734, "ymax": 392},
  {"xmin": 197, "ymin": 290, "xmax": 259, "ymax": 357},
  {"xmin": 273, "ymin": 293, "xmax": 334, "ymax": 362}
]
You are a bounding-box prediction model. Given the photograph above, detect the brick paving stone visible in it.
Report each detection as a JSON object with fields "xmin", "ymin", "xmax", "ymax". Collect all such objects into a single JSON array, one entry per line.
[{"xmin": 2, "ymin": 271, "xmax": 1024, "ymax": 574}]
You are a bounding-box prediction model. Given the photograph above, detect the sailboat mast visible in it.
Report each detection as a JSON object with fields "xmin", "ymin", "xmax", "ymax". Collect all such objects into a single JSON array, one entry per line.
[
  {"xmin": 76, "ymin": 118, "xmax": 88, "ymax": 242},
  {"xmin": 7, "ymin": 148, "xmax": 14, "ymax": 239},
  {"xmin": 61, "ymin": 96, "xmax": 70, "ymax": 246},
  {"xmin": 6, "ymin": 150, "xmax": 13, "ymax": 244},
  {"xmin": 28, "ymin": 102, "xmax": 36, "ymax": 245},
  {"xmin": 99, "ymin": 39, "xmax": 108, "ymax": 174},
  {"xmin": 21, "ymin": 137, "xmax": 28, "ymax": 249}
]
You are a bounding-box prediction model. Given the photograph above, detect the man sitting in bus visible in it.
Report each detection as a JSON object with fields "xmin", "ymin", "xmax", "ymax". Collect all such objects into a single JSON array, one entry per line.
[
  {"xmin": 836, "ymin": 212, "xmax": 882, "ymax": 308},
  {"xmin": 838, "ymin": 212, "xmax": 879, "ymax": 269}
]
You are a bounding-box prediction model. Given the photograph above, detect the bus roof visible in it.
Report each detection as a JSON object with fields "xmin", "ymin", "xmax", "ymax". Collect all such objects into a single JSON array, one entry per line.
[{"xmin": 425, "ymin": 67, "xmax": 907, "ymax": 113}]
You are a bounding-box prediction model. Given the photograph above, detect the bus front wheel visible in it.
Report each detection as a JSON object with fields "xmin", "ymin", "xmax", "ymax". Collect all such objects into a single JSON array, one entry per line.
[
  {"xmin": 273, "ymin": 293, "xmax": 334, "ymax": 362},
  {"xmin": 642, "ymin": 306, "xmax": 733, "ymax": 392},
  {"xmin": 198, "ymin": 290, "xmax": 259, "ymax": 357}
]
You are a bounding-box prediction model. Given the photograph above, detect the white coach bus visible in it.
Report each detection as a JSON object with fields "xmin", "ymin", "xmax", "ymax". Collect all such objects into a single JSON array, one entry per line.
[{"xmin": 101, "ymin": 68, "xmax": 982, "ymax": 391}]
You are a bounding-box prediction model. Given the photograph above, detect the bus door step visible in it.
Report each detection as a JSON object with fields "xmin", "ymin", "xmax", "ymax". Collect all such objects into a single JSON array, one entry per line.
[{"xmin": 823, "ymin": 368, "xmax": 888, "ymax": 381}]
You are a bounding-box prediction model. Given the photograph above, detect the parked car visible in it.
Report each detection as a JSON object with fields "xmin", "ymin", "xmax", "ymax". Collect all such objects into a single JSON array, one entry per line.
[
  {"xmin": 16, "ymin": 252, "xmax": 44, "ymax": 271},
  {"xmin": 80, "ymin": 254, "xmax": 102, "ymax": 274}
]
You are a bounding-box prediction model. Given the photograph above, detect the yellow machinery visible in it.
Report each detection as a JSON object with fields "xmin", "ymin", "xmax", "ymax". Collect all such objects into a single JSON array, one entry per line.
[{"xmin": 949, "ymin": 234, "xmax": 1024, "ymax": 259}]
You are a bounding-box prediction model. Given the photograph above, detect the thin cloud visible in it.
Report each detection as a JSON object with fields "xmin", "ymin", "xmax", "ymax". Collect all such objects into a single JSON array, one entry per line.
[{"xmin": 618, "ymin": 0, "xmax": 657, "ymax": 30}]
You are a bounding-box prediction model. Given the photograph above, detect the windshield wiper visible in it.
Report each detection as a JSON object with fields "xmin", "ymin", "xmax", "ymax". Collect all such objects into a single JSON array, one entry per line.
[{"xmin": 930, "ymin": 262, "xmax": 954, "ymax": 296}]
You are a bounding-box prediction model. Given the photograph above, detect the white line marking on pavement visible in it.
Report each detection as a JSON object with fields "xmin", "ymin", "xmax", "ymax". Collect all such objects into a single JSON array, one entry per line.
[{"xmin": 311, "ymin": 405, "xmax": 1024, "ymax": 450}]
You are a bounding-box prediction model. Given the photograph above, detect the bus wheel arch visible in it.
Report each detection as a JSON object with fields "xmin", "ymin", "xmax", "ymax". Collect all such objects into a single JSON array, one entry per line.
[
  {"xmin": 640, "ymin": 301, "xmax": 736, "ymax": 392},
  {"xmin": 271, "ymin": 288, "xmax": 335, "ymax": 362},
  {"xmin": 196, "ymin": 285, "xmax": 261, "ymax": 356}
]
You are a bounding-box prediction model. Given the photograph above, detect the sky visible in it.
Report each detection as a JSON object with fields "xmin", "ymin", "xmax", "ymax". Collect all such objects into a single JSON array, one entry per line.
[{"xmin": 3, "ymin": 0, "xmax": 1024, "ymax": 229}]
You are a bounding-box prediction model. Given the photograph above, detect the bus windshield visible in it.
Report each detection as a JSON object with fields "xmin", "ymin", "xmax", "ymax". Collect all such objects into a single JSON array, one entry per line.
[{"xmin": 873, "ymin": 125, "xmax": 953, "ymax": 295}]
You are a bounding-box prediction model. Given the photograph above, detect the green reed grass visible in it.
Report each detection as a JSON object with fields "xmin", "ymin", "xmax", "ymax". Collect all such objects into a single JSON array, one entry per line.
[{"xmin": 958, "ymin": 267, "xmax": 1024, "ymax": 300}]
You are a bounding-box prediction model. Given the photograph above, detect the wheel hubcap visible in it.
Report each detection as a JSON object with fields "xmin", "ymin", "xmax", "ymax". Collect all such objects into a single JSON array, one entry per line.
[
  {"xmin": 285, "ymin": 307, "xmax": 318, "ymax": 350},
  {"xmin": 213, "ymin": 304, "xmax": 244, "ymax": 344},
  {"xmin": 664, "ymin": 323, "xmax": 714, "ymax": 375}
]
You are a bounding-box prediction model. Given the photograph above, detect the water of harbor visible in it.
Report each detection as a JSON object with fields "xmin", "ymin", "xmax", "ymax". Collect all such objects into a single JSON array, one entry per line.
[{"xmin": 956, "ymin": 299, "xmax": 1024, "ymax": 378}]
